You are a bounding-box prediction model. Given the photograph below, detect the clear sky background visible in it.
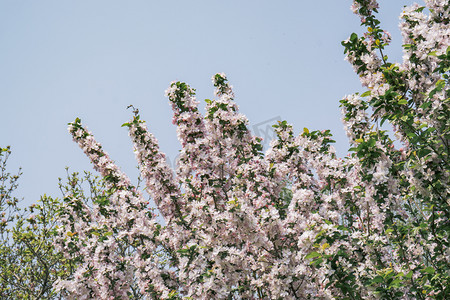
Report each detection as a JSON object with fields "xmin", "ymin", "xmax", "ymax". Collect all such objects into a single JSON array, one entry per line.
[{"xmin": 1, "ymin": 0, "xmax": 418, "ymax": 207}]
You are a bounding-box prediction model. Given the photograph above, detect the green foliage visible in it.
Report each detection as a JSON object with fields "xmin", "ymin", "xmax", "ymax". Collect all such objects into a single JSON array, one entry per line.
[
  {"xmin": 0, "ymin": 149, "xmax": 140, "ymax": 299},
  {"xmin": 0, "ymin": 196, "xmax": 70, "ymax": 299}
]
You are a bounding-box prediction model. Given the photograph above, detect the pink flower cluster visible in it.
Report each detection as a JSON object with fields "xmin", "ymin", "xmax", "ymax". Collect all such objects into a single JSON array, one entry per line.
[{"xmin": 56, "ymin": 0, "xmax": 449, "ymax": 298}]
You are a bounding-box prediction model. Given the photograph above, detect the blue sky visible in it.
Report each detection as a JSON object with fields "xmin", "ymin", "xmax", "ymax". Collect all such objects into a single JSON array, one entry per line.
[{"xmin": 0, "ymin": 0, "xmax": 417, "ymax": 206}]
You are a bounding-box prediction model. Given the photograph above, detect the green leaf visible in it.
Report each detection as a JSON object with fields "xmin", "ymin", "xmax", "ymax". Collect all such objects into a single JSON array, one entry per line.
[
  {"xmin": 423, "ymin": 267, "xmax": 435, "ymax": 274},
  {"xmin": 305, "ymin": 251, "xmax": 321, "ymax": 260},
  {"xmin": 404, "ymin": 271, "xmax": 413, "ymax": 279},
  {"xmin": 311, "ymin": 258, "xmax": 323, "ymax": 267},
  {"xmin": 417, "ymin": 148, "xmax": 431, "ymax": 158},
  {"xmin": 372, "ymin": 275, "xmax": 384, "ymax": 283},
  {"xmin": 121, "ymin": 122, "xmax": 130, "ymax": 127},
  {"xmin": 398, "ymin": 99, "xmax": 408, "ymax": 105},
  {"xmin": 415, "ymin": 6, "xmax": 425, "ymax": 13},
  {"xmin": 361, "ymin": 91, "xmax": 371, "ymax": 97},
  {"xmin": 177, "ymin": 248, "xmax": 189, "ymax": 254},
  {"xmin": 390, "ymin": 278, "xmax": 403, "ymax": 287},
  {"xmin": 420, "ymin": 102, "xmax": 431, "ymax": 109}
]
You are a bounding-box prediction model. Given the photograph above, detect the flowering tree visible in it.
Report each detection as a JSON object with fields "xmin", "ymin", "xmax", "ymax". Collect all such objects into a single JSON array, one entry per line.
[
  {"xmin": 0, "ymin": 147, "xmax": 110, "ymax": 299},
  {"xmin": 0, "ymin": 147, "xmax": 64, "ymax": 299},
  {"xmin": 56, "ymin": 0, "xmax": 448, "ymax": 299}
]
